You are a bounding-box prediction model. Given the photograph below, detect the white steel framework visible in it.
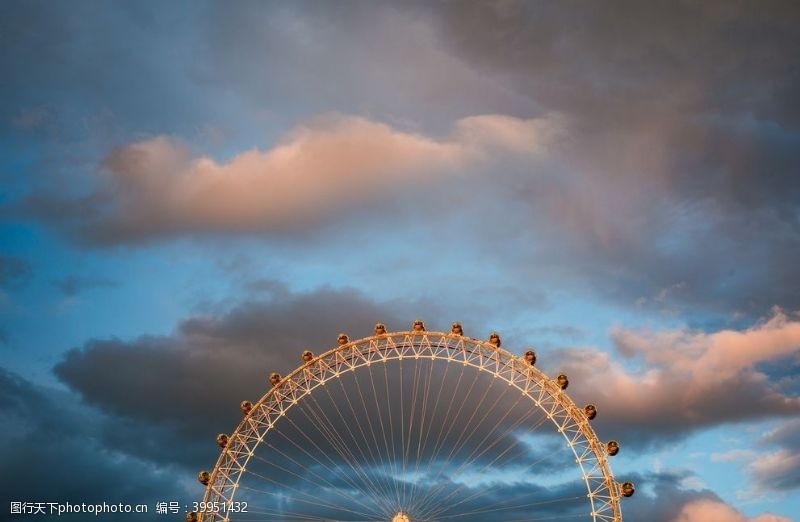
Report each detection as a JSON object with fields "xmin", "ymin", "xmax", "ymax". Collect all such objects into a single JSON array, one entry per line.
[{"xmin": 199, "ymin": 331, "xmax": 624, "ymax": 521}]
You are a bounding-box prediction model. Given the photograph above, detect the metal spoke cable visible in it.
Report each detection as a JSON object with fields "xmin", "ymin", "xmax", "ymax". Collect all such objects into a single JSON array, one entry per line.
[
  {"xmin": 412, "ymin": 357, "xmax": 484, "ymax": 504},
  {"xmin": 312, "ymin": 379, "xmax": 395, "ymax": 510},
  {"xmin": 417, "ymin": 402, "xmax": 552, "ymax": 519},
  {"xmin": 351, "ymin": 365, "xmax": 396, "ymax": 501},
  {"xmin": 401, "ymin": 353, "xmax": 426, "ymax": 508},
  {"xmin": 406, "ymin": 353, "xmax": 439, "ymax": 508},
  {"xmin": 418, "ymin": 408, "xmax": 552, "ymax": 519},
  {"xmin": 435, "ymin": 495, "xmax": 586, "ymax": 519},
  {"xmin": 299, "ymin": 389, "xmax": 396, "ymax": 516},
  {"xmin": 289, "ymin": 393, "xmax": 392, "ymax": 516},
  {"xmin": 333, "ymin": 369, "xmax": 397, "ymax": 505},
  {"xmin": 412, "ymin": 368, "xmax": 506, "ymax": 513},
  {"xmin": 270, "ymin": 409, "xmax": 386, "ymax": 511},
  {"xmin": 432, "ymin": 428, "xmax": 572, "ymax": 518},
  {"xmin": 246, "ymin": 446, "xmax": 381, "ymax": 516},
  {"xmin": 368, "ymin": 358, "xmax": 403, "ymax": 509}
]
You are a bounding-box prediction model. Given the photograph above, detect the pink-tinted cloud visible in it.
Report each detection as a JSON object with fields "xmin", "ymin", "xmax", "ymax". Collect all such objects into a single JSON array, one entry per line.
[
  {"xmin": 749, "ymin": 449, "xmax": 800, "ymax": 489},
  {"xmin": 708, "ymin": 421, "xmax": 800, "ymax": 496},
  {"xmin": 672, "ymin": 499, "xmax": 793, "ymax": 522},
  {"xmin": 614, "ymin": 308, "xmax": 800, "ymax": 383},
  {"xmin": 745, "ymin": 419, "xmax": 800, "ymax": 492},
  {"xmin": 710, "ymin": 449, "xmax": 757, "ymax": 463},
  {"xmin": 552, "ymin": 309, "xmax": 800, "ymax": 445},
  {"xmin": 53, "ymin": 113, "xmax": 558, "ymax": 243}
]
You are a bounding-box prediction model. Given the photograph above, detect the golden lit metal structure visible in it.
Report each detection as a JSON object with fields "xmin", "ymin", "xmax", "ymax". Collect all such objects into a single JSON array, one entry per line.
[
  {"xmin": 197, "ymin": 328, "xmax": 630, "ymax": 521},
  {"xmin": 392, "ymin": 511, "xmax": 411, "ymax": 522}
]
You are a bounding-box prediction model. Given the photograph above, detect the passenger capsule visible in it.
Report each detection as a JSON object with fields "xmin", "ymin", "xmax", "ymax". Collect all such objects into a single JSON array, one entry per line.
[
  {"xmin": 197, "ymin": 471, "xmax": 211, "ymax": 485},
  {"xmin": 374, "ymin": 323, "xmax": 387, "ymax": 335},
  {"xmin": 337, "ymin": 333, "xmax": 349, "ymax": 345},
  {"xmin": 269, "ymin": 372, "xmax": 281, "ymax": 386},
  {"xmin": 523, "ymin": 349, "xmax": 537, "ymax": 366},
  {"xmin": 216, "ymin": 433, "xmax": 229, "ymax": 448},
  {"xmin": 451, "ymin": 322, "xmax": 463, "ymax": 335},
  {"xmin": 240, "ymin": 400, "xmax": 253, "ymax": 415},
  {"xmin": 556, "ymin": 374, "xmax": 569, "ymax": 389},
  {"xmin": 301, "ymin": 350, "xmax": 314, "ymax": 362},
  {"xmin": 584, "ymin": 404, "xmax": 597, "ymax": 420},
  {"xmin": 186, "ymin": 512, "xmax": 199, "ymax": 522},
  {"xmin": 488, "ymin": 332, "xmax": 501, "ymax": 347},
  {"xmin": 606, "ymin": 440, "xmax": 620, "ymax": 456},
  {"xmin": 412, "ymin": 319, "xmax": 426, "ymax": 332},
  {"xmin": 621, "ymin": 481, "xmax": 635, "ymax": 497}
]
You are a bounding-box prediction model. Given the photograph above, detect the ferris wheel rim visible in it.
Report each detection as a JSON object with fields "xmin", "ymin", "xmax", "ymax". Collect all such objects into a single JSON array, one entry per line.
[{"xmin": 199, "ymin": 331, "xmax": 624, "ymax": 522}]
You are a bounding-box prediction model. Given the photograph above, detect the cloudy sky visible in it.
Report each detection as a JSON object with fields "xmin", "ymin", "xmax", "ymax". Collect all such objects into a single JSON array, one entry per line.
[{"xmin": 1, "ymin": 0, "xmax": 799, "ymax": 520}]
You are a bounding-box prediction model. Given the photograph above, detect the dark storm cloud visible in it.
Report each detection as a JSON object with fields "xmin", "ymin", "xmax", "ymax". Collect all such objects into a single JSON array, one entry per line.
[
  {"xmin": 52, "ymin": 282, "xmax": 563, "ymax": 475},
  {"xmin": 197, "ymin": 0, "xmax": 535, "ymax": 131},
  {"xmin": 417, "ymin": 0, "xmax": 800, "ymax": 315},
  {"xmin": 0, "ymin": 0, "xmax": 220, "ymax": 232},
  {"xmin": 427, "ymin": 1, "xmax": 800, "ymax": 125},
  {"xmin": 53, "ymin": 284, "xmax": 445, "ymax": 463},
  {"xmin": 0, "ymin": 0, "xmax": 211, "ymax": 137},
  {"xmin": 0, "ymin": 367, "xmax": 191, "ymax": 521}
]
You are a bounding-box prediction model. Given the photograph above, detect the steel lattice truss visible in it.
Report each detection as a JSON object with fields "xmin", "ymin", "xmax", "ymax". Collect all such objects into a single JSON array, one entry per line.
[{"xmin": 200, "ymin": 332, "xmax": 624, "ymax": 521}]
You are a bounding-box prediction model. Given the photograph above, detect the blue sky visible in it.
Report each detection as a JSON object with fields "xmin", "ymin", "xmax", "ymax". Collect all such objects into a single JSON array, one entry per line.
[{"xmin": 1, "ymin": 1, "xmax": 799, "ymax": 521}]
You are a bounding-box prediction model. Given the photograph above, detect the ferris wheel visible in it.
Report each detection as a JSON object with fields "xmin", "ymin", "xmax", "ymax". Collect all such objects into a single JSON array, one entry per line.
[{"xmin": 189, "ymin": 321, "xmax": 635, "ymax": 522}]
